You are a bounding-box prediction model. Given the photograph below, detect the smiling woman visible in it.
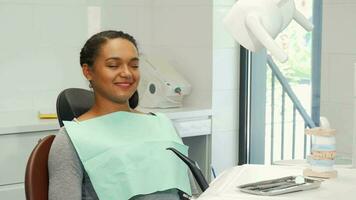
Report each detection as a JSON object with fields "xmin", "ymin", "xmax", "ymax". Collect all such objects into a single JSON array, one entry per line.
[
  {"xmin": 47, "ymin": 30, "xmax": 195, "ymax": 200},
  {"xmin": 79, "ymin": 31, "xmax": 141, "ymax": 119}
]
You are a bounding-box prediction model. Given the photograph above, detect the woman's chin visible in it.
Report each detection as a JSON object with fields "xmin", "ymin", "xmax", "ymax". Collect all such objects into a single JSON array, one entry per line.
[{"xmin": 111, "ymin": 94, "xmax": 133, "ymax": 103}]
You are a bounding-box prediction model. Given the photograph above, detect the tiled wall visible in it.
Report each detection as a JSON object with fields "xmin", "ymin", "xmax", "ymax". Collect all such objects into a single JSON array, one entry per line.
[
  {"xmin": 140, "ymin": 0, "xmax": 238, "ymax": 175},
  {"xmin": 0, "ymin": 0, "xmax": 239, "ymax": 175},
  {"xmin": 0, "ymin": 0, "xmax": 213, "ymax": 112},
  {"xmin": 0, "ymin": 0, "xmax": 163, "ymax": 112},
  {"xmin": 211, "ymin": 0, "xmax": 239, "ymax": 175},
  {"xmin": 321, "ymin": 0, "xmax": 356, "ymax": 158},
  {"xmin": 0, "ymin": 1, "xmax": 87, "ymax": 112},
  {"xmin": 146, "ymin": 0, "xmax": 213, "ymax": 109},
  {"xmin": 354, "ymin": 63, "xmax": 356, "ymax": 167}
]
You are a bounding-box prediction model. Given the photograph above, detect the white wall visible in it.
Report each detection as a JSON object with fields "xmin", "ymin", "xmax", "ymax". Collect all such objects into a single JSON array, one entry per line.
[
  {"xmin": 0, "ymin": 0, "xmax": 239, "ymax": 175},
  {"xmin": 211, "ymin": 0, "xmax": 239, "ymax": 175},
  {"xmin": 321, "ymin": 0, "xmax": 356, "ymax": 158},
  {"xmin": 0, "ymin": 1, "xmax": 87, "ymax": 112},
  {"xmin": 144, "ymin": 0, "xmax": 213, "ymax": 109},
  {"xmin": 141, "ymin": 0, "xmax": 239, "ymax": 175},
  {"xmin": 354, "ymin": 63, "xmax": 356, "ymax": 167},
  {"xmin": 0, "ymin": 0, "xmax": 213, "ymax": 112},
  {"xmin": 0, "ymin": 0, "xmax": 153, "ymax": 113}
]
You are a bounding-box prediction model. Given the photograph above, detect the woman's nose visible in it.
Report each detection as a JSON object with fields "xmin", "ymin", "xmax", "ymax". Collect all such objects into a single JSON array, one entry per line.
[{"xmin": 119, "ymin": 65, "xmax": 132, "ymax": 78}]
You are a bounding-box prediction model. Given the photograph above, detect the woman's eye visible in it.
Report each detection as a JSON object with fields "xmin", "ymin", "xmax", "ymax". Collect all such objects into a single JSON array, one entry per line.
[{"xmin": 130, "ymin": 62, "xmax": 139, "ymax": 68}]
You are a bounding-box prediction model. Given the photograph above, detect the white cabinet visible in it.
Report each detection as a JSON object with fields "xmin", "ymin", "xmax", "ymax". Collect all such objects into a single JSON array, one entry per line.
[
  {"xmin": 0, "ymin": 184, "xmax": 25, "ymax": 200},
  {"xmin": 174, "ymin": 118, "xmax": 212, "ymax": 138},
  {"xmin": 0, "ymin": 130, "xmax": 57, "ymax": 200},
  {"xmin": 175, "ymin": 116, "xmax": 212, "ymax": 180}
]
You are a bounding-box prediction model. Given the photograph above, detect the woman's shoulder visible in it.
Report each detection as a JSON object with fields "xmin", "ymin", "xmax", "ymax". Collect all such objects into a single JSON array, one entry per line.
[
  {"xmin": 51, "ymin": 128, "xmax": 75, "ymax": 152},
  {"xmin": 48, "ymin": 127, "xmax": 82, "ymax": 169},
  {"xmin": 48, "ymin": 128, "xmax": 89, "ymax": 199}
]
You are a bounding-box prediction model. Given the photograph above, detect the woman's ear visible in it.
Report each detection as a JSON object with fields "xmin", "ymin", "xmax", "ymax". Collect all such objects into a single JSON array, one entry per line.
[{"xmin": 82, "ymin": 64, "xmax": 93, "ymax": 81}]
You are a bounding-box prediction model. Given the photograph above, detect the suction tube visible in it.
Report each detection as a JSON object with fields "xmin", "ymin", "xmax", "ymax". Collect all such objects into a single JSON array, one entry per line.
[{"xmin": 167, "ymin": 147, "xmax": 209, "ymax": 191}]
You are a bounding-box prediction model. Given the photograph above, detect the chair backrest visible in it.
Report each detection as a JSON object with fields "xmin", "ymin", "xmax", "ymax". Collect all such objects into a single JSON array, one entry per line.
[
  {"xmin": 56, "ymin": 88, "xmax": 139, "ymax": 127},
  {"xmin": 56, "ymin": 88, "xmax": 95, "ymax": 127},
  {"xmin": 25, "ymin": 135, "xmax": 56, "ymax": 200}
]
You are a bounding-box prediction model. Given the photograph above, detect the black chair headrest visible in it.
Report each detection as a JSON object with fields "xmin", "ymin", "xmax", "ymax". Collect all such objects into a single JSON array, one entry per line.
[
  {"xmin": 56, "ymin": 88, "xmax": 139, "ymax": 127},
  {"xmin": 56, "ymin": 88, "xmax": 94, "ymax": 127}
]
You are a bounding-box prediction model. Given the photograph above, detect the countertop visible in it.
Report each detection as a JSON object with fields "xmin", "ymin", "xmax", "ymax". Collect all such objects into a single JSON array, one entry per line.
[
  {"xmin": 198, "ymin": 164, "xmax": 356, "ymax": 200},
  {"xmin": 0, "ymin": 107, "xmax": 212, "ymax": 135}
]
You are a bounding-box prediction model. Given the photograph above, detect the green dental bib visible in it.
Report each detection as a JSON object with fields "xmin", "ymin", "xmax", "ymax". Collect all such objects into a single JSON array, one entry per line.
[{"xmin": 63, "ymin": 112, "xmax": 191, "ymax": 200}]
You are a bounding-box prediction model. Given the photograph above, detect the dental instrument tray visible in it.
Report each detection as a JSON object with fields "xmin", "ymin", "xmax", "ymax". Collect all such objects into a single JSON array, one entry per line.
[{"xmin": 237, "ymin": 176, "xmax": 323, "ymax": 196}]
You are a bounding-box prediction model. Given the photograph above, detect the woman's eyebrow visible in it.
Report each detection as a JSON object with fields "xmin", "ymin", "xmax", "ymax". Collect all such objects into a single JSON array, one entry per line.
[
  {"xmin": 105, "ymin": 57, "xmax": 121, "ymax": 61},
  {"xmin": 105, "ymin": 57, "xmax": 139, "ymax": 61},
  {"xmin": 130, "ymin": 57, "xmax": 139, "ymax": 62}
]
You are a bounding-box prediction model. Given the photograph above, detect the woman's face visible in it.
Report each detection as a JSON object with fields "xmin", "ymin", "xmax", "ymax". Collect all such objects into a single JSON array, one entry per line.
[{"xmin": 84, "ymin": 38, "xmax": 140, "ymax": 104}]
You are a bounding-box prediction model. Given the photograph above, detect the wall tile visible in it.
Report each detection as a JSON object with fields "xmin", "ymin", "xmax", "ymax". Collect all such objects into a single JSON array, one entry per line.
[
  {"xmin": 354, "ymin": 62, "xmax": 356, "ymax": 97},
  {"xmin": 0, "ymin": 93, "xmax": 35, "ymax": 112},
  {"xmin": 325, "ymin": 54, "xmax": 356, "ymax": 105},
  {"xmin": 213, "ymin": 48, "xmax": 239, "ymax": 90},
  {"xmin": 320, "ymin": 53, "xmax": 330, "ymax": 103},
  {"xmin": 323, "ymin": 0, "xmax": 356, "ymax": 5},
  {"xmin": 137, "ymin": 6, "xmax": 153, "ymax": 46},
  {"xmin": 33, "ymin": 90, "xmax": 61, "ymax": 112},
  {"xmin": 0, "ymin": 0, "xmax": 86, "ymax": 5},
  {"xmin": 0, "ymin": 5, "xmax": 36, "ymax": 62},
  {"xmin": 320, "ymin": 102, "xmax": 353, "ymax": 155},
  {"xmin": 138, "ymin": 44, "xmax": 154, "ymax": 56},
  {"xmin": 41, "ymin": 0, "xmax": 86, "ymax": 5},
  {"xmin": 0, "ymin": 45, "xmax": 86, "ymax": 112},
  {"xmin": 101, "ymin": 6, "xmax": 139, "ymax": 37},
  {"xmin": 212, "ymin": 130, "xmax": 238, "ymax": 175},
  {"xmin": 212, "ymin": 89, "xmax": 239, "ymax": 132},
  {"xmin": 33, "ymin": 5, "xmax": 87, "ymax": 47},
  {"xmin": 151, "ymin": 0, "xmax": 212, "ymax": 6},
  {"xmin": 353, "ymin": 98, "xmax": 356, "ymax": 165},
  {"xmin": 0, "ymin": 1, "xmax": 215, "ymax": 113},
  {"xmin": 321, "ymin": 1, "xmax": 356, "ymax": 159},
  {"xmin": 213, "ymin": 5, "xmax": 236, "ymax": 49},
  {"xmin": 322, "ymin": 4, "xmax": 356, "ymax": 54},
  {"xmin": 98, "ymin": 0, "xmax": 147, "ymax": 6},
  {"xmin": 213, "ymin": 0, "xmax": 235, "ymax": 6},
  {"xmin": 151, "ymin": 5, "xmax": 212, "ymax": 47},
  {"xmin": 46, "ymin": 46, "xmax": 88, "ymax": 89}
]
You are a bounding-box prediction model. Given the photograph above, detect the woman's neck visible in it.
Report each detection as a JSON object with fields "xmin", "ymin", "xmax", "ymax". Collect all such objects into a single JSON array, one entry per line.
[
  {"xmin": 77, "ymin": 94, "xmax": 134, "ymax": 121},
  {"xmin": 91, "ymin": 103, "xmax": 131, "ymax": 115}
]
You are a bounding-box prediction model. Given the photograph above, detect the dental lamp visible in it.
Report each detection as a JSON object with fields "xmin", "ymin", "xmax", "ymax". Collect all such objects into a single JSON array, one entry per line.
[{"xmin": 223, "ymin": 0, "xmax": 314, "ymax": 63}]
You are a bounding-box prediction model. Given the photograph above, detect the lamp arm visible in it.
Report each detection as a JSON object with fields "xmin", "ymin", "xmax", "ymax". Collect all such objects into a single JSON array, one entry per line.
[
  {"xmin": 293, "ymin": 10, "xmax": 314, "ymax": 31},
  {"xmin": 245, "ymin": 13, "xmax": 288, "ymax": 63}
]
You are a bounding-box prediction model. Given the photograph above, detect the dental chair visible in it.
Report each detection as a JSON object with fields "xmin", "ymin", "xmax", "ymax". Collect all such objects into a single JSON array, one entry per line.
[
  {"xmin": 25, "ymin": 135, "xmax": 56, "ymax": 200},
  {"xmin": 56, "ymin": 88, "xmax": 209, "ymax": 195},
  {"xmin": 25, "ymin": 88, "xmax": 207, "ymax": 200},
  {"xmin": 23, "ymin": 88, "xmax": 139, "ymax": 200}
]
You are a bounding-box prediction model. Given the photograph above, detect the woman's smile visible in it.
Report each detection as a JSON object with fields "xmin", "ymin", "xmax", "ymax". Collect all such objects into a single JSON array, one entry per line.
[{"xmin": 114, "ymin": 81, "xmax": 134, "ymax": 89}]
